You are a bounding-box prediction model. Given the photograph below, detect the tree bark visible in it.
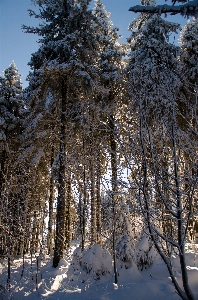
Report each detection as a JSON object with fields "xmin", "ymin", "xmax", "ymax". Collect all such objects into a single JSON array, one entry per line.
[
  {"xmin": 172, "ymin": 124, "xmax": 194, "ymax": 300},
  {"xmin": 53, "ymin": 79, "xmax": 67, "ymax": 268},
  {"xmin": 47, "ymin": 147, "xmax": 55, "ymax": 255},
  {"xmin": 81, "ymin": 130, "xmax": 87, "ymax": 251},
  {"xmin": 89, "ymin": 129, "xmax": 96, "ymax": 245},
  {"xmin": 109, "ymin": 113, "xmax": 118, "ymax": 284},
  {"xmin": 96, "ymin": 149, "xmax": 101, "ymax": 244},
  {"xmin": 65, "ymin": 176, "xmax": 71, "ymax": 248},
  {"xmin": 0, "ymin": 149, "xmax": 7, "ymax": 198}
]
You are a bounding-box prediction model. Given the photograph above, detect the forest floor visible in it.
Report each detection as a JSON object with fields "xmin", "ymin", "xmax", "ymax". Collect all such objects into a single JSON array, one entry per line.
[{"xmin": 0, "ymin": 242, "xmax": 198, "ymax": 300}]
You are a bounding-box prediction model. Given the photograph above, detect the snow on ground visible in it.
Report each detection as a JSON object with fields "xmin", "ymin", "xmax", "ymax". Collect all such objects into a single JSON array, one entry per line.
[{"xmin": 0, "ymin": 242, "xmax": 198, "ymax": 300}]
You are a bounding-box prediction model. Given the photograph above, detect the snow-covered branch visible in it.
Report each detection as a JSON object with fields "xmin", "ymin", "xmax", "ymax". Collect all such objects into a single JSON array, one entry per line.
[{"xmin": 129, "ymin": 1, "xmax": 198, "ymax": 17}]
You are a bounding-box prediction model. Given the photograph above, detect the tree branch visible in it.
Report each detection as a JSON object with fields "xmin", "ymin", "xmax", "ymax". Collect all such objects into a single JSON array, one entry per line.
[{"xmin": 129, "ymin": 1, "xmax": 198, "ymax": 17}]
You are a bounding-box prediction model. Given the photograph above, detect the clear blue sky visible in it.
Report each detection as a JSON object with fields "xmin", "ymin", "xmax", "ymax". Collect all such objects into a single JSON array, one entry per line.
[{"xmin": 0, "ymin": 0, "xmax": 187, "ymax": 88}]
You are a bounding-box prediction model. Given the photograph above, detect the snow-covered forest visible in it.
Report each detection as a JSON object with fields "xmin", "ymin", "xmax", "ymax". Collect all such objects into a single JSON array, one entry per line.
[{"xmin": 0, "ymin": 0, "xmax": 198, "ymax": 299}]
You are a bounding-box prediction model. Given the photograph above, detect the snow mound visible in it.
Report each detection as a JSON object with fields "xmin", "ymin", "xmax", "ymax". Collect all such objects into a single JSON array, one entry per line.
[
  {"xmin": 116, "ymin": 236, "xmax": 135, "ymax": 263},
  {"xmin": 136, "ymin": 231, "xmax": 157, "ymax": 271},
  {"xmin": 81, "ymin": 244, "xmax": 112, "ymax": 279},
  {"xmin": 68, "ymin": 244, "xmax": 112, "ymax": 281}
]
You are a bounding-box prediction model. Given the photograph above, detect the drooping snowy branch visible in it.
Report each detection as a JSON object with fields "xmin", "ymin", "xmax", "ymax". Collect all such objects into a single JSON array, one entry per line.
[{"xmin": 129, "ymin": 1, "xmax": 198, "ymax": 17}]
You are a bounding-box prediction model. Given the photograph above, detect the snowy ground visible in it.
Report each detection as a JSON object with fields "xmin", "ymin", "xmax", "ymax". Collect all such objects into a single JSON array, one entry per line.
[{"xmin": 0, "ymin": 242, "xmax": 198, "ymax": 300}]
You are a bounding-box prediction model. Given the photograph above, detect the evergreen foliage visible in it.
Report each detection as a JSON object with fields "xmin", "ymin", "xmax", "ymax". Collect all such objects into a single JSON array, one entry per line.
[
  {"xmin": 180, "ymin": 18, "xmax": 198, "ymax": 85},
  {"xmin": 127, "ymin": 12, "xmax": 182, "ymax": 119},
  {"xmin": 0, "ymin": 61, "xmax": 24, "ymax": 258}
]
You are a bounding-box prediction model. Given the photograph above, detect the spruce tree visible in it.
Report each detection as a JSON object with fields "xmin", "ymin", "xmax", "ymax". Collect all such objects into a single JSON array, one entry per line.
[
  {"xmin": 127, "ymin": 12, "xmax": 182, "ymax": 119},
  {"xmin": 0, "ymin": 61, "xmax": 23, "ymax": 201},
  {"xmin": 23, "ymin": 0, "xmax": 117, "ymax": 266},
  {"xmin": 0, "ymin": 61, "xmax": 23, "ymax": 260},
  {"xmin": 180, "ymin": 17, "xmax": 198, "ymax": 96},
  {"xmin": 179, "ymin": 17, "xmax": 198, "ymax": 235}
]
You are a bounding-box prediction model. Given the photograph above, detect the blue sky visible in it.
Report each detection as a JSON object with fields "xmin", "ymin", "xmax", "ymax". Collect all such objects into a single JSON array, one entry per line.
[{"xmin": 0, "ymin": 0, "xmax": 187, "ymax": 88}]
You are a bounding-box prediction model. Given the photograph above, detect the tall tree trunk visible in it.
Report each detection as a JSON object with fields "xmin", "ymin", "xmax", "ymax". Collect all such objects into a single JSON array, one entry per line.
[
  {"xmin": 96, "ymin": 148, "xmax": 101, "ymax": 244},
  {"xmin": 90, "ymin": 163, "xmax": 96, "ymax": 245},
  {"xmin": 161, "ymin": 156, "xmax": 173, "ymax": 255},
  {"xmin": 53, "ymin": 79, "xmax": 67, "ymax": 268},
  {"xmin": 0, "ymin": 149, "xmax": 7, "ymax": 198},
  {"xmin": 65, "ymin": 175, "xmax": 71, "ymax": 248},
  {"xmin": 172, "ymin": 124, "xmax": 194, "ymax": 300},
  {"xmin": 81, "ymin": 130, "xmax": 87, "ymax": 251},
  {"xmin": 32, "ymin": 210, "xmax": 38, "ymax": 253},
  {"xmin": 89, "ymin": 127, "xmax": 96, "ymax": 245},
  {"xmin": 109, "ymin": 113, "xmax": 118, "ymax": 284},
  {"xmin": 47, "ymin": 146, "xmax": 55, "ymax": 255},
  {"xmin": 82, "ymin": 164, "xmax": 86, "ymax": 251}
]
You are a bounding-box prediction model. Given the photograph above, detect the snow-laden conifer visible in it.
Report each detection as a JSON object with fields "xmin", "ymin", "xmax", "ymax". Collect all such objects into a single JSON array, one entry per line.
[
  {"xmin": 0, "ymin": 61, "xmax": 23, "ymax": 189},
  {"xmin": 179, "ymin": 17, "xmax": 198, "ymax": 242},
  {"xmin": 0, "ymin": 62, "xmax": 24, "ymax": 259},
  {"xmin": 0, "ymin": 61, "xmax": 22, "ymax": 114},
  {"xmin": 179, "ymin": 17, "xmax": 198, "ymax": 130},
  {"xmin": 22, "ymin": 0, "xmax": 124, "ymax": 268},
  {"xmin": 180, "ymin": 18, "xmax": 198, "ymax": 85},
  {"xmin": 127, "ymin": 13, "xmax": 182, "ymax": 119}
]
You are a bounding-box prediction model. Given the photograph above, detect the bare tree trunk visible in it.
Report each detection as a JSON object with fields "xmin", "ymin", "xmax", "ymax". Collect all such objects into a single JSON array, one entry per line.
[
  {"xmin": 65, "ymin": 176, "xmax": 71, "ymax": 248},
  {"xmin": 89, "ymin": 129, "xmax": 96, "ymax": 245},
  {"xmin": 47, "ymin": 147, "xmax": 54, "ymax": 255},
  {"xmin": 96, "ymin": 149, "xmax": 101, "ymax": 244},
  {"xmin": 32, "ymin": 211, "xmax": 37, "ymax": 253},
  {"xmin": 0, "ymin": 149, "xmax": 7, "ymax": 199},
  {"xmin": 90, "ymin": 163, "xmax": 96, "ymax": 245},
  {"xmin": 79, "ymin": 191, "xmax": 82, "ymax": 243},
  {"xmin": 81, "ymin": 129, "xmax": 87, "ymax": 251},
  {"xmin": 53, "ymin": 79, "xmax": 67, "ymax": 268},
  {"xmin": 109, "ymin": 114, "xmax": 118, "ymax": 284},
  {"xmin": 82, "ymin": 163, "xmax": 86, "ymax": 251},
  {"xmin": 7, "ymin": 249, "xmax": 11, "ymax": 291},
  {"xmin": 172, "ymin": 124, "xmax": 194, "ymax": 300}
]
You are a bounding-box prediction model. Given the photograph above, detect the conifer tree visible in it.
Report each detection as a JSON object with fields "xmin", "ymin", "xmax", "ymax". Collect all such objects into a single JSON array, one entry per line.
[
  {"xmin": 179, "ymin": 17, "xmax": 198, "ymax": 235},
  {"xmin": 92, "ymin": 0, "xmax": 130, "ymax": 283},
  {"xmin": 22, "ymin": 0, "xmax": 79, "ymax": 267},
  {"xmin": 0, "ymin": 61, "xmax": 23, "ymax": 261},
  {"xmin": 23, "ymin": 0, "xmax": 119, "ymax": 266},
  {"xmin": 180, "ymin": 18, "xmax": 198, "ymax": 87},
  {"xmin": 127, "ymin": 9, "xmax": 182, "ymax": 119},
  {"xmin": 0, "ymin": 61, "xmax": 23, "ymax": 206}
]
